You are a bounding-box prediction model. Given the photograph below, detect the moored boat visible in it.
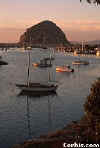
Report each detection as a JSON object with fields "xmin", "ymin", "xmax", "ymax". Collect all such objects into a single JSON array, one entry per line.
[
  {"xmin": 56, "ymin": 66, "xmax": 74, "ymax": 72},
  {"xmin": 44, "ymin": 57, "xmax": 55, "ymax": 61},
  {"xmin": 16, "ymin": 82, "xmax": 58, "ymax": 93},
  {"xmin": 72, "ymin": 60, "xmax": 89, "ymax": 65},
  {"xmin": 0, "ymin": 61, "xmax": 8, "ymax": 65},
  {"xmin": 32, "ymin": 58, "xmax": 52, "ymax": 68}
]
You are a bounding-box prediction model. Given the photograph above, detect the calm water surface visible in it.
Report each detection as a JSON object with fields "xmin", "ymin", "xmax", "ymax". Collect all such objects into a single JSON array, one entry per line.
[{"xmin": 0, "ymin": 49, "xmax": 100, "ymax": 148}]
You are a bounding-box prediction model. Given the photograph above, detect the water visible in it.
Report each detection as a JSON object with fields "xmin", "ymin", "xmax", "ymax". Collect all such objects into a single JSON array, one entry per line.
[{"xmin": 0, "ymin": 49, "xmax": 100, "ymax": 148}]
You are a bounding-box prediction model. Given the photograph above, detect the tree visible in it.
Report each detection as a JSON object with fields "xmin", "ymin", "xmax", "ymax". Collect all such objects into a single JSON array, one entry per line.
[
  {"xmin": 80, "ymin": 0, "xmax": 100, "ymax": 5},
  {"xmin": 84, "ymin": 78, "xmax": 100, "ymax": 142}
]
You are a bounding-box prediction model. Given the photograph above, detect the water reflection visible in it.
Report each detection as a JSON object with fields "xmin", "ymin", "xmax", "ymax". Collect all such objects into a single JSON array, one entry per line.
[
  {"xmin": 17, "ymin": 92, "xmax": 57, "ymax": 139},
  {"xmin": 26, "ymin": 96, "xmax": 31, "ymax": 139},
  {"xmin": 1, "ymin": 50, "xmax": 100, "ymax": 148},
  {"xmin": 47, "ymin": 97, "xmax": 52, "ymax": 130},
  {"xmin": 18, "ymin": 90, "xmax": 57, "ymax": 98}
]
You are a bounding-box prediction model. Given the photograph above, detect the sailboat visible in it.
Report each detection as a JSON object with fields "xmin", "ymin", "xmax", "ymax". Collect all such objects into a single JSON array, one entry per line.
[{"xmin": 16, "ymin": 50, "xmax": 58, "ymax": 94}]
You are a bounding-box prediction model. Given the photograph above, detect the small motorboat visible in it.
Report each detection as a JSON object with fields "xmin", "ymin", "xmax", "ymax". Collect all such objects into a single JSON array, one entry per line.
[
  {"xmin": 33, "ymin": 62, "xmax": 52, "ymax": 68},
  {"xmin": 72, "ymin": 60, "xmax": 89, "ymax": 65},
  {"xmin": 0, "ymin": 58, "xmax": 8, "ymax": 65},
  {"xmin": 0, "ymin": 54, "xmax": 8, "ymax": 65},
  {"xmin": 32, "ymin": 63, "xmax": 39, "ymax": 67},
  {"xmin": 44, "ymin": 57, "xmax": 55, "ymax": 61},
  {"xmin": 56, "ymin": 65, "xmax": 74, "ymax": 72},
  {"xmin": 33, "ymin": 58, "xmax": 52, "ymax": 68}
]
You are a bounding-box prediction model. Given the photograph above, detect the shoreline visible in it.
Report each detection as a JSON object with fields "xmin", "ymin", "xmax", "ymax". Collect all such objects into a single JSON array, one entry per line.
[{"xmin": 12, "ymin": 116, "xmax": 99, "ymax": 148}]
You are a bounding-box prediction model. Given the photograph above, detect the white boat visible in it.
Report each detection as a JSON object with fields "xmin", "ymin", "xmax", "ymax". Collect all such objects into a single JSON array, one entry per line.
[
  {"xmin": 56, "ymin": 65, "xmax": 74, "ymax": 72},
  {"xmin": 16, "ymin": 50, "xmax": 58, "ymax": 94},
  {"xmin": 72, "ymin": 60, "xmax": 89, "ymax": 65},
  {"xmin": 73, "ymin": 41, "xmax": 89, "ymax": 65}
]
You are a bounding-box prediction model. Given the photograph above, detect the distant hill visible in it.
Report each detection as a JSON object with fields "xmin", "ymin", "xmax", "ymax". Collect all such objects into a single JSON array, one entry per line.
[
  {"xmin": 19, "ymin": 20, "xmax": 70, "ymax": 47},
  {"xmin": 70, "ymin": 41, "xmax": 80, "ymax": 45},
  {"xmin": 85, "ymin": 40, "xmax": 100, "ymax": 45},
  {"xmin": 71, "ymin": 40, "xmax": 100, "ymax": 45}
]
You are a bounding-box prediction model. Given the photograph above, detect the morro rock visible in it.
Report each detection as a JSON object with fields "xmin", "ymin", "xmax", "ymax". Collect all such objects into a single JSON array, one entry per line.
[{"xmin": 19, "ymin": 20, "xmax": 70, "ymax": 47}]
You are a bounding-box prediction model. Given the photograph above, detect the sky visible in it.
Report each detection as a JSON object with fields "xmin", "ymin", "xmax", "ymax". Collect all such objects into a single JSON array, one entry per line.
[{"xmin": 0, "ymin": 0, "xmax": 100, "ymax": 42}]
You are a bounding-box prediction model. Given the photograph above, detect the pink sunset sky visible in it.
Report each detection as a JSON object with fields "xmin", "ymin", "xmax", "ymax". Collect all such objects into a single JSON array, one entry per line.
[{"xmin": 0, "ymin": 0, "xmax": 100, "ymax": 43}]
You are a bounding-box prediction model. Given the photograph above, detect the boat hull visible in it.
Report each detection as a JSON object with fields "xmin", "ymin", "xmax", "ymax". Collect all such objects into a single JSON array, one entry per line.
[
  {"xmin": 56, "ymin": 66, "xmax": 74, "ymax": 72},
  {"xmin": 33, "ymin": 63, "xmax": 52, "ymax": 68},
  {"xmin": 16, "ymin": 83, "xmax": 58, "ymax": 93},
  {"xmin": 72, "ymin": 61, "xmax": 89, "ymax": 65},
  {"xmin": 0, "ymin": 60, "xmax": 8, "ymax": 65}
]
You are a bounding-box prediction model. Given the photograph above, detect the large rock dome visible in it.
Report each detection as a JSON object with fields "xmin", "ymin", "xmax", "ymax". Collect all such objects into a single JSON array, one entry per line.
[{"xmin": 19, "ymin": 20, "xmax": 70, "ymax": 47}]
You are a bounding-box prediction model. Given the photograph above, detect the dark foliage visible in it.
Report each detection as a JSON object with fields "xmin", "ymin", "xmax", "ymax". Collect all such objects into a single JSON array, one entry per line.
[{"xmin": 80, "ymin": 0, "xmax": 100, "ymax": 5}]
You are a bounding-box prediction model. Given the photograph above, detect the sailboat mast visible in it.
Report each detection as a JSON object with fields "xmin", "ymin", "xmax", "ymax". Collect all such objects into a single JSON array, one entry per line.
[
  {"xmin": 48, "ymin": 70, "xmax": 51, "ymax": 82},
  {"xmin": 50, "ymin": 53, "xmax": 52, "ymax": 65},
  {"xmin": 27, "ymin": 50, "xmax": 31, "ymax": 86},
  {"xmin": 82, "ymin": 41, "xmax": 84, "ymax": 51}
]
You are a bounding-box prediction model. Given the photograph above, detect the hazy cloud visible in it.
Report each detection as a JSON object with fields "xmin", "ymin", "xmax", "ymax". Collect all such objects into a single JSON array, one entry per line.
[
  {"xmin": 0, "ymin": 28, "xmax": 25, "ymax": 42},
  {"xmin": 59, "ymin": 20, "xmax": 100, "ymax": 31}
]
